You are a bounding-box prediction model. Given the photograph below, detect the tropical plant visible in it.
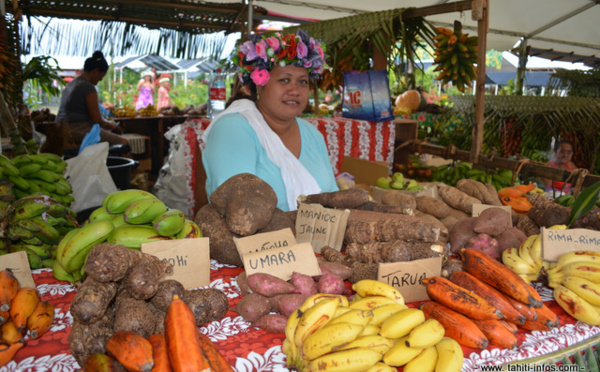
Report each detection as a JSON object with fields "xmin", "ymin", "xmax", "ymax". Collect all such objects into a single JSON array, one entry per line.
[{"xmin": 21, "ymin": 56, "xmax": 65, "ymax": 109}]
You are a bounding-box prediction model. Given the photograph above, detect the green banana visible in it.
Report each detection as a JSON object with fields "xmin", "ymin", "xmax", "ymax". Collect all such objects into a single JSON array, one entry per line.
[
  {"xmin": 10, "ymin": 242, "xmax": 51, "ymax": 259},
  {"xmin": 42, "ymin": 258, "xmax": 55, "ymax": 269},
  {"xmin": 28, "ymin": 169, "xmax": 60, "ymax": 183},
  {"xmin": 10, "ymin": 154, "xmax": 33, "ymax": 168},
  {"xmin": 46, "ymin": 203, "xmax": 67, "ymax": 218},
  {"xmin": 110, "ymin": 213, "xmax": 127, "ymax": 228},
  {"xmin": 44, "ymin": 216, "xmax": 66, "ymax": 228},
  {"xmin": 107, "ymin": 224, "xmax": 171, "ymax": 250},
  {"xmin": 29, "ymin": 217, "xmax": 61, "ymax": 244},
  {"xmin": 175, "ymin": 219, "xmax": 203, "ymax": 239},
  {"xmin": 51, "ymin": 182, "xmax": 68, "ymax": 196},
  {"xmin": 52, "ymin": 258, "xmax": 75, "ymax": 283},
  {"xmin": 37, "ymin": 153, "xmax": 64, "ymax": 164},
  {"xmin": 7, "ymin": 225, "xmax": 35, "ymax": 240},
  {"xmin": 15, "ymin": 219, "xmax": 41, "ymax": 233},
  {"xmin": 55, "ymin": 179, "xmax": 72, "ymax": 194},
  {"xmin": 40, "ymin": 160, "xmax": 59, "ymax": 172},
  {"xmin": 153, "ymin": 209, "xmax": 185, "ymax": 236},
  {"xmin": 22, "ymin": 236, "xmax": 46, "ymax": 246},
  {"xmin": 87, "ymin": 206, "xmax": 113, "ymax": 223},
  {"xmin": 103, "ymin": 189, "xmax": 156, "ymax": 214},
  {"xmin": 0, "ymin": 154, "xmax": 20, "ymax": 177},
  {"xmin": 123, "ymin": 198, "xmax": 167, "ymax": 225},
  {"xmin": 9, "ymin": 244, "xmax": 44, "ymax": 269},
  {"xmin": 56, "ymin": 219, "xmax": 114, "ymax": 273},
  {"xmin": 18, "ymin": 163, "xmax": 42, "ymax": 178},
  {"xmin": 9, "ymin": 199, "xmax": 49, "ymax": 221},
  {"xmin": 30, "ymin": 154, "xmax": 49, "ymax": 165},
  {"xmin": 8, "ymin": 175, "xmax": 31, "ymax": 191}
]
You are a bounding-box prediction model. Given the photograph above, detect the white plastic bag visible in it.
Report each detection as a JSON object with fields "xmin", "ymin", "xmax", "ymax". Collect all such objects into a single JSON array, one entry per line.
[{"xmin": 65, "ymin": 142, "xmax": 118, "ymax": 213}]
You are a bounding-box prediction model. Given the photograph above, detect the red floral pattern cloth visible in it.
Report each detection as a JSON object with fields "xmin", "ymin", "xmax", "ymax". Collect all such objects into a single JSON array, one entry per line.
[{"xmin": 3, "ymin": 264, "xmax": 599, "ymax": 372}]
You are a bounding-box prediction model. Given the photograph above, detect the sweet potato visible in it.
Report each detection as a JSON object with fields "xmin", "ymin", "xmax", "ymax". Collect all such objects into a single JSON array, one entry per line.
[
  {"xmin": 195, "ymin": 203, "xmax": 243, "ymax": 266},
  {"xmin": 439, "ymin": 186, "xmax": 481, "ymax": 214},
  {"xmin": 464, "ymin": 233, "xmax": 500, "ymax": 260},
  {"xmin": 474, "ymin": 207, "xmax": 511, "ymax": 236},
  {"xmin": 319, "ymin": 262, "xmax": 353, "ymax": 281},
  {"xmin": 291, "ymin": 272, "xmax": 318, "ymax": 296},
  {"xmin": 317, "ymin": 272, "xmax": 346, "ymax": 295},
  {"xmin": 253, "ymin": 314, "xmax": 288, "ymax": 334},
  {"xmin": 415, "ymin": 195, "xmax": 451, "ymax": 219},
  {"xmin": 232, "ymin": 293, "xmax": 271, "ymax": 323},
  {"xmin": 274, "ymin": 294, "xmax": 310, "ymax": 317},
  {"xmin": 236, "ymin": 272, "xmax": 249, "ymax": 295},
  {"xmin": 209, "ymin": 173, "xmax": 277, "ymax": 236},
  {"xmin": 303, "ymin": 188, "xmax": 370, "ymax": 209},
  {"xmin": 483, "ymin": 183, "xmax": 503, "ymax": 206},
  {"xmin": 457, "ymin": 179, "xmax": 501, "ymax": 205},
  {"xmin": 183, "ymin": 288, "xmax": 229, "ymax": 326},
  {"xmin": 247, "ymin": 273, "xmax": 297, "ymax": 297},
  {"xmin": 149, "ymin": 280, "xmax": 186, "ymax": 313},
  {"xmin": 449, "ymin": 217, "xmax": 478, "ymax": 253},
  {"xmin": 496, "ymin": 228, "xmax": 527, "ymax": 252},
  {"xmin": 381, "ymin": 190, "xmax": 417, "ymax": 211}
]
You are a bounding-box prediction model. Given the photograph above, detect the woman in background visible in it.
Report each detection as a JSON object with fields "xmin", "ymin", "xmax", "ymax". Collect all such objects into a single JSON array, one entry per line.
[
  {"xmin": 156, "ymin": 76, "xmax": 171, "ymax": 111},
  {"xmin": 136, "ymin": 70, "xmax": 155, "ymax": 110},
  {"xmin": 541, "ymin": 139, "xmax": 578, "ymax": 193}
]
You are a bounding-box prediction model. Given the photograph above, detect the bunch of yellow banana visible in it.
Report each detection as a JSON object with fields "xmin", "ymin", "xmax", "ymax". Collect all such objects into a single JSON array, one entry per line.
[
  {"xmin": 138, "ymin": 104, "xmax": 159, "ymax": 117},
  {"xmin": 0, "ymin": 153, "xmax": 74, "ymax": 206},
  {"xmin": 4, "ymin": 194, "xmax": 78, "ymax": 270},
  {"xmin": 433, "ymin": 20, "xmax": 478, "ymax": 93},
  {"xmin": 112, "ymin": 105, "xmax": 137, "ymax": 117},
  {"xmin": 501, "ymin": 225, "xmax": 567, "ymax": 283},
  {"xmin": 51, "ymin": 189, "xmax": 201, "ymax": 283},
  {"xmin": 282, "ymin": 280, "xmax": 463, "ymax": 372},
  {"xmin": 545, "ymin": 250, "xmax": 600, "ymax": 325}
]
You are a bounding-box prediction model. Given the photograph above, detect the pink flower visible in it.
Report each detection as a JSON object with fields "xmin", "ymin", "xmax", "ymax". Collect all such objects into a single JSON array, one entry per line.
[
  {"xmin": 316, "ymin": 45, "xmax": 324, "ymax": 60},
  {"xmin": 304, "ymin": 60, "xmax": 312, "ymax": 68},
  {"xmin": 251, "ymin": 68, "xmax": 270, "ymax": 86},
  {"xmin": 266, "ymin": 37, "xmax": 280, "ymax": 51},
  {"xmin": 255, "ymin": 40, "xmax": 268, "ymax": 62},
  {"xmin": 297, "ymin": 41, "xmax": 308, "ymax": 58}
]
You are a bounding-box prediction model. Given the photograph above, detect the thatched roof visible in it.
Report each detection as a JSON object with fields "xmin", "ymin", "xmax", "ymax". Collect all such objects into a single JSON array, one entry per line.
[{"xmin": 8, "ymin": 0, "xmax": 269, "ymax": 59}]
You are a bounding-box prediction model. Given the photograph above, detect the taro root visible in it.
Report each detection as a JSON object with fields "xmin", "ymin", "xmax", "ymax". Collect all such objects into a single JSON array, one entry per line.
[
  {"xmin": 70, "ymin": 277, "xmax": 119, "ymax": 324},
  {"xmin": 149, "ymin": 280, "xmax": 186, "ymax": 312},
  {"xmin": 113, "ymin": 289, "xmax": 155, "ymax": 338},
  {"xmin": 183, "ymin": 287, "xmax": 229, "ymax": 326}
]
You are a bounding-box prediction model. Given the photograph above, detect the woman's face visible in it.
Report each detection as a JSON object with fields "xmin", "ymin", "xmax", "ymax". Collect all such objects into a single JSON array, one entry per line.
[
  {"xmin": 555, "ymin": 143, "xmax": 573, "ymax": 165},
  {"xmin": 257, "ymin": 64, "xmax": 309, "ymax": 123},
  {"xmin": 89, "ymin": 70, "xmax": 107, "ymax": 85}
]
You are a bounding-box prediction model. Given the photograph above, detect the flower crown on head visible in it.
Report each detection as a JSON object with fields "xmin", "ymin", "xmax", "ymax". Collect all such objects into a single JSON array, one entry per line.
[{"xmin": 232, "ymin": 29, "xmax": 327, "ymax": 86}]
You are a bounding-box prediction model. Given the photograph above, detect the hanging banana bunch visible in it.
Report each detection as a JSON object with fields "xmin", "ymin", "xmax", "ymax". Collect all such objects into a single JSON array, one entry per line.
[{"xmin": 433, "ymin": 21, "xmax": 478, "ymax": 93}]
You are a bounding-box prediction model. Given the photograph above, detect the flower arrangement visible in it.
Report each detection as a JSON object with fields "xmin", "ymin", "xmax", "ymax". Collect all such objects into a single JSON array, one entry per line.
[{"xmin": 232, "ymin": 29, "xmax": 327, "ymax": 86}]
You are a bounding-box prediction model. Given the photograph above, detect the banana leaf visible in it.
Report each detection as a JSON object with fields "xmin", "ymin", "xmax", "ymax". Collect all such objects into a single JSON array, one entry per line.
[{"xmin": 569, "ymin": 180, "xmax": 600, "ymax": 227}]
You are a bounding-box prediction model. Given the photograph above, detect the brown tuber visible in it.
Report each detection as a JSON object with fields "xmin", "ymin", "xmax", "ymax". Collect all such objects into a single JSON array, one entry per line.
[
  {"xmin": 70, "ymin": 277, "xmax": 119, "ymax": 324},
  {"xmin": 183, "ymin": 287, "xmax": 229, "ymax": 326},
  {"xmin": 113, "ymin": 289, "xmax": 156, "ymax": 338},
  {"xmin": 303, "ymin": 188, "xmax": 371, "ymax": 209},
  {"xmin": 232, "ymin": 293, "xmax": 271, "ymax": 323},
  {"xmin": 195, "ymin": 203, "xmax": 243, "ymax": 266},
  {"xmin": 149, "ymin": 280, "xmax": 186, "ymax": 313}
]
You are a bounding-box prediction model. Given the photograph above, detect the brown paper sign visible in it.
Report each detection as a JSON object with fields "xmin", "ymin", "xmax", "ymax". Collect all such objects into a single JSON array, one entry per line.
[
  {"xmin": 0, "ymin": 251, "xmax": 35, "ymax": 288},
  {"xmin": 142, "ymin": 238, "xmax": 210, "ymax": 289},
  {"xmin": 243, "ymin": 242, "xmax": 321, "ymax": 281},
  {"xmin": 472, "ymin": 204, "xmax": 512, "ymax": 229},
  {"xmin": 541, "ymin": 227, "xmax": 600, "ymax": 261},
  {"xmin": 234, "ymin": 228, "xmax": 297, "ymax": 258},
  {"xmin": 378, "ymin": 256, "xmax": 443, "ymax": 303},
  {"xmin": 295, "ymin": 203, "xmax": 350, "ymax": 254}
]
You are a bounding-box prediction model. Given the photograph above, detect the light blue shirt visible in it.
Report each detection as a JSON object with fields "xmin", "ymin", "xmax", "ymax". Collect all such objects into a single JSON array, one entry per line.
[{"xmin": 202, "ymin": 112, "xmax": 338, "ymax": 211}]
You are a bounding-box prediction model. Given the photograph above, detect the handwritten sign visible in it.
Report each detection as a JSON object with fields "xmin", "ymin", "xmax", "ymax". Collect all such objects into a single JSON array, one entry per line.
[
  {"xmin": 235, "ymin": 228, "xmax": 297, "ymax": 258},
  {"xmin": 378, "ymin": 256, "xmax": 443, "ymax": 303},
  {"xmin": 142, "ymin": 238, "xmax": 210, "ymax": 289},
  {"xmin": 242, "ymin": 242, "xmax": 321, "ymax": 281},
  {"xmin": 0, "ymin": 251, "xmax": 35, "ymax": 288},
  {"xmin": 471, "ymin": 204, "xmax": 512, "ymax": 229},
  {"xmin": 295, "ymin": 203, "xmax": 349, "ymax": 253},
  {"xmin": 542, "ymin": 228, "xmax": 600, "ymax": 261}
]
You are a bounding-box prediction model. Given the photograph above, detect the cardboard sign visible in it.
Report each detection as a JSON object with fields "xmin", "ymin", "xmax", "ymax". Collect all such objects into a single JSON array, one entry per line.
[
  {"xmin": 471, "ymin": 204, "xmax": 513, "ymax": 229},
  {"xmin": 541, "ymin": 228, "xmax": 600, "ymax": 261},
  {"xmin": 235, "ymin": 228, "xmax": 297, "ymax": 258},
  {"xmin": 340, "ymin": 156, "xmax": 389, "ymax": 188},
  {"xmin": 242, "ymin": 242, "xmax": 321, "ymax": 281},
  {"xmin": 295, "ymin": 203, "xmax": 350, "ymax": 253},
  {"xmin": 0, "ymin": 251, "xmax": 35, "ymax": 288},
  {"xmin": 142, "ymin": 238, "xmax": 210, "ymax": 289},
  {"xmin": 378, "ymin": 256, "xmax": 443, "ymax": 303}
]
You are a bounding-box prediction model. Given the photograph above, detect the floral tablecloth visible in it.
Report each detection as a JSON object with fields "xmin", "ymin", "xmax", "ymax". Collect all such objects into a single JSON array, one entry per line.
[
  {"xmin": 176, "ymin": 117, "xmax": 396, "ymax": 217},
  {"xmin": 3, "ymin": 263, "xmax": 600, "ymax": 372}
]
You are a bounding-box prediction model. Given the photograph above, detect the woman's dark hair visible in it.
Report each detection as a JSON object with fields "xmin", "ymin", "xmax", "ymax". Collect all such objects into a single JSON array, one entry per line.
[
  {"xmin": 83, "ymin": 51, "xmax": 109, "ymax": 73},
  {"xmin": 555, "ymin": 139, "xmax": 574, "ymax": 152}
]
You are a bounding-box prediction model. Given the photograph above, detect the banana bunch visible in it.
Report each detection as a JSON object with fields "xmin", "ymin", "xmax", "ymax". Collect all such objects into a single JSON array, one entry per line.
[
  {"xmin": 4, "ymin": 195, "xmax": 79, "ymax": 269},
  {"xmin": 467, "ymin": 168, "xmax": 513, "ymax": 191},
  {"xmin": 0, "ymin": 153, "xmax": 74, "ymax": 206},
  {"xmin": 52, "ymin": 189, "xmax": 202, "ymax": 283},
  {"xmin": 554, "ymin": 194, "xmax": 575, "ymax": 207},
  {"xmin": 138, "ymin": 104, "xmax": 158, "ymax": 117},
  {"xmin": 376, "ymin": 172, "xmax": 423, "ymax": 191},
  {"xmin": 282, "ymin": 280, "xmax": 463, "ymax": 372},
  {"xmin": 433, "ymin": 21, "xmax": 478, "ymax": 93},
  {"xmin": 545, "ymin": 250, "xmax": 600, "ymax": 325},
  {"xmin": 112, "ymin": 105, "xmax": 137, "ymax": 117},
  {"xmin": 0, "ymin": 179, "xmax": 15, "ymax": 236},
  {"xmin": 431, "ymin": 161, "xmax": 472, "ymax": 187},
  {"xmin": 501, "ymin": 225, "xmax": 566, "ymax": 283}
]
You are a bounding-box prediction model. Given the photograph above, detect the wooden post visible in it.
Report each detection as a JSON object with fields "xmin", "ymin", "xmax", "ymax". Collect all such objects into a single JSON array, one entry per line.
[
  {"xmin": 372, "ymin": 46, "xmax": 388, "ymax": 71},
  {"xmin": 470, "ymin": 0, "xmax": 488, "ymax": 163},
  {"xmin": 515, "ymin": 39, "xmax": 528, "ymax": 95}
]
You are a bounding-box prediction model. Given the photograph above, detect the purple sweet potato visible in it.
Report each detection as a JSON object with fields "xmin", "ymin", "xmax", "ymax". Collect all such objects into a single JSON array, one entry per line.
[
  {"xmin": 291, "ymin": 272, "xmax": 318, "ymax": 296},
  {"xmin": 276, "ymin": 294, "xmax": 310, "ymax": 317},
  {"xmin": 232, "ymin": 293, "xmax": 271, "ymax": 323},
  {"xmin": 247, "ymin": 273, "xmax": 297, "ymax": 297},
  {"xmin": 464, "ymin": 233, "xmax": 500, "ymax": 260},
  {"xmin": 236, "ymin": 272, "xmax": 249, "ymax": 295},
  {"xmin": 318, "ymin": 262, "xmax": 353, "ymax": 281},
  {"xmin": 449, "ymin": 217, "xmax": 478, "ymax": 253},
  {"xmin": 318, "ymin": 272, "xmax": 346, "ymax": 295},
  {"xmin": 496, "ymin": 228, "xmax": 528, "ymax": 252},
  {"xmin": 253, "ymin": 314, "xmax": 288, "ymax": 334},
  {"xmin": 474, "ymin": 207, "xmax": 511, "ymax": 236}
]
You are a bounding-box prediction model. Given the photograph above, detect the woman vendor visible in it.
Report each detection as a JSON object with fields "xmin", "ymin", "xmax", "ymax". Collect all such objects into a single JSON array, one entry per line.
[
  {"xmin": 541, "ymin": 139, "xmax": 578, "ymax": 193},
  {"xmin": 136, "ymin": 70, "xmax": 155, "ymax": 110},
  {"xmin": 201, "ymin": 30, "xmax": 338, "ymax": 212},
  {"xmin": 56, "ymin": 51, "xmax": 127, "ymax": 145}
]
